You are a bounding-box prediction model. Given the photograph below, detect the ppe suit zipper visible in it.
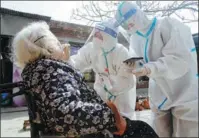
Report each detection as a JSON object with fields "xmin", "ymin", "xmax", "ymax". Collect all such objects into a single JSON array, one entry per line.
[
  {"xmin": 136, "ymin": 17, "xmax": 157, "ymax": 63},
  {"xmin": 102, "ymin": 47, "xmax": 116, "ymax": 74},
  {"xmin": 144, "ymin": 38, "xmax": 149, "ymax": 63},
  {"xmin": 136, "ymin": 18, "xmax": 168, "ymax": 110},
  {"xmin": 101, "ymin": 47, "xmax": 116, "ymax": 101},
  {"xmin": 104, "ymin": 85, "xmax": 117, "ymax": 101}
]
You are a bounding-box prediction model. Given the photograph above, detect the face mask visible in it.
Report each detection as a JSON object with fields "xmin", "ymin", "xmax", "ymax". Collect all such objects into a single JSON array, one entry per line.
[
  {"xmin": 116, "ymin": 6, "xmax": 137, "ymax": 34},
  {"xmin": 93, "ymin": 29, "xmax": 103, "ymax": 47},
  {"xmin": 121, "ymin": 17, "xmax": 137, "ymax": 34},
  {"xmin": 93, "ymin": 24, "xmax": 118, "ymax": 48}
]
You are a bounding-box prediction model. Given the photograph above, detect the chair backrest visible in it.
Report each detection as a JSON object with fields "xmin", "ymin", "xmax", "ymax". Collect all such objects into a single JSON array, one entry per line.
[{"xmin": 0, "ymin": 82, "xmax": 43, "ymax": 138}]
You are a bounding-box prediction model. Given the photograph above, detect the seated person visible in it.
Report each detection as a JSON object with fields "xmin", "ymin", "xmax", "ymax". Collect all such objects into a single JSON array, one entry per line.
[{"xmin": 11, "ymin": 21, "xmax": 159, "ymax": 138}]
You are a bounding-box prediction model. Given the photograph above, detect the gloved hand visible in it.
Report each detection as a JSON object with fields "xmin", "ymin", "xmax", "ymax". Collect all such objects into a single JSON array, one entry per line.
[
  {"xmin": 62, "ymin": 43, "xmax": 71, "ymax": 61},
  {"xmin": 122, "ymin": 60, "xmax": 144, "ymax": 73},
  {"xmin": 122, "ymin": 61, "xmax": 136, "ymax": 72},
  {"xmin": 131, "ymin": 66, "xmax": 151, "ymax": 77},
  {"xmin": 120, "ymin": 63, "xmax": 136, "ymax": 77},
  {"xmin": 106, "ymin": 101, "xmax": 127, "ymax": 136},
  {"xmin": 125, "ymin": 61, "xmax": 136, "ymax": 68},
  {"xmin": 52, "ymin": 43, "xmax": 71, "ymax": 61}
]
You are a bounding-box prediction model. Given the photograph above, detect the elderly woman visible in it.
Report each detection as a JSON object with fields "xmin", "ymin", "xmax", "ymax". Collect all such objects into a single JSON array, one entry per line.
[{"xmin": 11, "ymin": 21, "xmax": 158, "ymax": 138}]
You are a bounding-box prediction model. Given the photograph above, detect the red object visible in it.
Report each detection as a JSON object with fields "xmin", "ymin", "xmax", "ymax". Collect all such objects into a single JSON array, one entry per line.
[
  {"xmin": 128, "ymin": 23, "xmax": 135, "ymax": 30},
  {"xmin": 106, "ymin": 101, "xmax": 126, "ymax": 136},
  {"xmin": 105, "ymin": 68, "xmax": 109, "ymax": 72},
  {"xmin": 139, "ymin": 106, "xmax": 145, "ymax": 111},
  {"xmin": 142, "ymin": 98, "xmax": 150, "ymax": 109},
  {"xmin": 94, "ymin": 31, "xmax": 103, "ymax": 41}
]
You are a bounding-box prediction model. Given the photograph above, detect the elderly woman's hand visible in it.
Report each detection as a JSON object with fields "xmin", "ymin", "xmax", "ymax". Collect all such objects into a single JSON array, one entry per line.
[
  {"xmin": 119, "ymin": 62, "xmax": 136, "ymax": 77},
  {"xmin": 106, "ymin": 101, "xmax": 127, "ymax": 135}
]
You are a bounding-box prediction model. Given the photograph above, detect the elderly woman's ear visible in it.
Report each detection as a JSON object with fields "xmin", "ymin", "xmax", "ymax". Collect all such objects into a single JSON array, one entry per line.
[{"xmin": 62, "ymin": 43, "xmax": 70, "ymax": 61}]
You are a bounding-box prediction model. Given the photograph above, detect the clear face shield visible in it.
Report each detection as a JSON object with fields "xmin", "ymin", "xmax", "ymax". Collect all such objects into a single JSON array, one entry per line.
[
  {"xmin": 84, "ymin": 19, "xmax": 132, "ymax": 50},
  {"xmin": 115, "ymin": 7, "xmax": 137, "ymax": 34},
  {"xmin": 118, "ymin": 26, "xmax": 130, "ymax": 46},
  {"xmin": 84, "ymin": 23, "xmax": 118, "ymax": 47}
]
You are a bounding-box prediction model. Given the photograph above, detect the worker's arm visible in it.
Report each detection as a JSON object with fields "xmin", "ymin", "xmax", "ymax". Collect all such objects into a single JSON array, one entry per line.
[
  {"xmin": 144, "ymin": 17, "xmax": 193, "ymax": 80},
  {"xmin": 70, "ymin": 42, "xmax": 93, "ymax": 71}
]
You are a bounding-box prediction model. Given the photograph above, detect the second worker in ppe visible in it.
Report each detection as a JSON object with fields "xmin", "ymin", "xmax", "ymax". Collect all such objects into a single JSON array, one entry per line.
[
  {"xmin": 70, "ymin": 18, "xmax": 137, "ymax": 120},
  {"xmin": 115, "ymin": 1, "xmax": 198, "ymax": 137}
]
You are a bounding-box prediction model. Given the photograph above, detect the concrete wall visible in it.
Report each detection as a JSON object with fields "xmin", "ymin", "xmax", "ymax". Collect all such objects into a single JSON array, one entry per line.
[{"xmin": 1, "ymin": 14, "xmax": 45, "ymax": 36}]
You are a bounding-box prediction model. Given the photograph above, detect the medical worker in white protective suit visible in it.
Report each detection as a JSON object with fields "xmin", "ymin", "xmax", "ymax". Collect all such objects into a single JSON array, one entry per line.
[
  {"xmin": 114, "ymin": 1, "xmax": 198, "ymax": 137},
  {"xmin": 70, "ymin": 18, "xmax": 137, "ymax": 120}
]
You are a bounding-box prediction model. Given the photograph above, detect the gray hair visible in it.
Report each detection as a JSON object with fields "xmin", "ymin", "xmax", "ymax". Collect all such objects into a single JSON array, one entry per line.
[{"xmin": 11, "ymin": 21, "xmax": 63, "ymax": 69}]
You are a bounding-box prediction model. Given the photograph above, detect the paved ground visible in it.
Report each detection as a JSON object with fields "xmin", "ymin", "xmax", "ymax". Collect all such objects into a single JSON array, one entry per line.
[
  {"xmin": 1, "ymin": 108, "xmax": 30, "ymax": 137},
  {"xmin": 1, "ymin": 88, "xmax": 150, "ymax": 137},
  {"xmin": 1, "ymin": 107, "xmax": 154, "ymax": 137}
]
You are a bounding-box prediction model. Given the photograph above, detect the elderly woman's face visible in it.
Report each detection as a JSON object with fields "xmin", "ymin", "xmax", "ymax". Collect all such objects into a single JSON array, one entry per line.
[{"xmin": 43, "ymin": 30, "xmax": 70, "ymax": 61}]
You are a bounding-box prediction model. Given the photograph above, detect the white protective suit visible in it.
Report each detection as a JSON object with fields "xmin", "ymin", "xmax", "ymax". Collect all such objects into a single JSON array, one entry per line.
[
  {"xmin": 115, "ymin": 1, "xmax": 198, "ymax": 137},
  {"xmin": 70, "ymin": 19, "xmax": 137, "ymax": 120}
]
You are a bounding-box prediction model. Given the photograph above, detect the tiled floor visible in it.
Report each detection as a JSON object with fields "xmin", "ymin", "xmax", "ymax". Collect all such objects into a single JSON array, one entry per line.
[{"xmin": 1, "ymin": 108, "xmax": 154, "ymax": 137}]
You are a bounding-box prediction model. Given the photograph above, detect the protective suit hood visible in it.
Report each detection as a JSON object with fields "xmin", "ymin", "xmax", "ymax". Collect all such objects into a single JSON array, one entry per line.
[
  {"xmin": 85, "ymin": 18, "xmax": 118, "ymax": 52},
  {"xmin": 115, "ymin": 1, "xmax": 151, "ymax": 34}
]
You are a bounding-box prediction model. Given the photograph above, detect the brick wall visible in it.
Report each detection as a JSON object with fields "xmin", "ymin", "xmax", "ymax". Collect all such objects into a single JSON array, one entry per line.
[
  {"xmin": 50, "ymin": 20, "xmax": 92, "ymax": 44},
  {"xmin": 50, "ymin": 20, "xmax": 129, "ymax": 47}
]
